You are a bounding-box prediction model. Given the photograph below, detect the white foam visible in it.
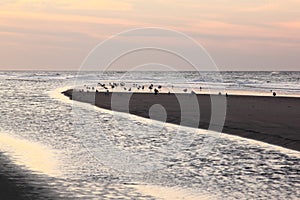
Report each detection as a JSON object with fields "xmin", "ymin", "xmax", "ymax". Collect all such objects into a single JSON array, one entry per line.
[{"xmin": 47, "ymin": 85, "xmax": 74, "ymax": 103}]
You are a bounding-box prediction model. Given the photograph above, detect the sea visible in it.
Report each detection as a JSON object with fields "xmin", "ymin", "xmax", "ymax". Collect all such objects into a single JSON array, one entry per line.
[{"xmin": 0, "ymin": 71, "xmax": 299, "ymax": 199}]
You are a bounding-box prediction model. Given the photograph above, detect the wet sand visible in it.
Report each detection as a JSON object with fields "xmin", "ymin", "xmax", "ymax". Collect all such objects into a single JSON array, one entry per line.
[
  {"xmin": 63, "ymin": 89, "xmax": 300, "ymax": 151},
  {"xmin": 0, "ymin": 154, "xmax": 25, "ymax": 200},
  {"xmin": 0, "ymin": 152, "xmax": 55, "ymax": 200}
]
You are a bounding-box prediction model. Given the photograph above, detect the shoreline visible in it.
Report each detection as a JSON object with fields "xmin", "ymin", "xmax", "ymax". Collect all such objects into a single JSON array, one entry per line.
[{"xmin": 63, "ymin": 89, "xmax": 300, "ymax": 151}]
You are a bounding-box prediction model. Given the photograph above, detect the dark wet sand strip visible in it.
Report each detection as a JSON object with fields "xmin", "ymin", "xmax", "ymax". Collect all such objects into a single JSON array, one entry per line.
[
  {"xmin": 0, "ymin": 152, "xmax": 56, "ymax": 200},
  {"xmin": 63, "ymin": 89, "xmax": 300, "ymax": 151}
]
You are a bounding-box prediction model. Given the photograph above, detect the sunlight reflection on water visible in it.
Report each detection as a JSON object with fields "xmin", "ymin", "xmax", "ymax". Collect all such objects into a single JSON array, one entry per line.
[{"xmin": 0, "ymin": 71, "xmax": 299, "ymax": 199}]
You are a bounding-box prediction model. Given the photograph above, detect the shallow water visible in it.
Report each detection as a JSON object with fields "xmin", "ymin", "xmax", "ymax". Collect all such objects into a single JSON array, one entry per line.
[{"xmin": 0, "ymin": 71, "xmax": 299, "ymax": 199}]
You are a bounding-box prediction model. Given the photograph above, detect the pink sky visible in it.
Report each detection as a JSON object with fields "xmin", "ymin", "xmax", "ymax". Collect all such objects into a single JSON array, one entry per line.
[{"xmin": 0, "ymin": 0, "xmax": 299, "ymax": 71}]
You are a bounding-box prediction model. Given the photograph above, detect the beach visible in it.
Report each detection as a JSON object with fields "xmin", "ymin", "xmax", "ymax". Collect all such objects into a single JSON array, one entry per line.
[
  {"xmin": 1, "ymin": 0, "xmax": 300, "ymax": 197},
  {"xmin": 63, "ymin": 89, "xmax": 300, "ymax": 151},
  {"xmin": 0, "ymin": 71, "xmax": 299, "ymax": 199}
]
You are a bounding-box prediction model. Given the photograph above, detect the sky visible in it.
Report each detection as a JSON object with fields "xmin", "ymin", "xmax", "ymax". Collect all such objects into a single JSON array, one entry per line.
[{"xmin": 0, "ymin": 0, "xmax": 299, "ymax": 71}]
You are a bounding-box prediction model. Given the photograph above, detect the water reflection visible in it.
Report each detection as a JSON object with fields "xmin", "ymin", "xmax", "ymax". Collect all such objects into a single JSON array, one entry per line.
[{"xmin": 0, "ymin": 72, "xmax": 299, "ymax": 199}]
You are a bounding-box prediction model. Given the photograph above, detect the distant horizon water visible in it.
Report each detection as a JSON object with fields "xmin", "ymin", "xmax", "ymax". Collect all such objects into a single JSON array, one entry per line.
[{"xmin": 1, "ymin": 71, "xmax": 299, "ymax": 97}]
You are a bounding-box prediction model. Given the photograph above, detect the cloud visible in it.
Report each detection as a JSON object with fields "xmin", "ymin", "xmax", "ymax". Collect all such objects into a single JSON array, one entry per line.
[{"xmin": 0, "ymin": 0, "xmax": 133, "ymax": 12}]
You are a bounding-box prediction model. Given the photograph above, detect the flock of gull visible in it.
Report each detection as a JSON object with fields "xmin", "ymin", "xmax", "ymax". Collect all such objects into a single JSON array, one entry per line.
[
  {"xmin": 81, "ymin": 82, "xmax": 201, "ymax": 95},
  {"xmin": 81, "ymin": 82, "xmax": 277, "ymax": 96}
]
